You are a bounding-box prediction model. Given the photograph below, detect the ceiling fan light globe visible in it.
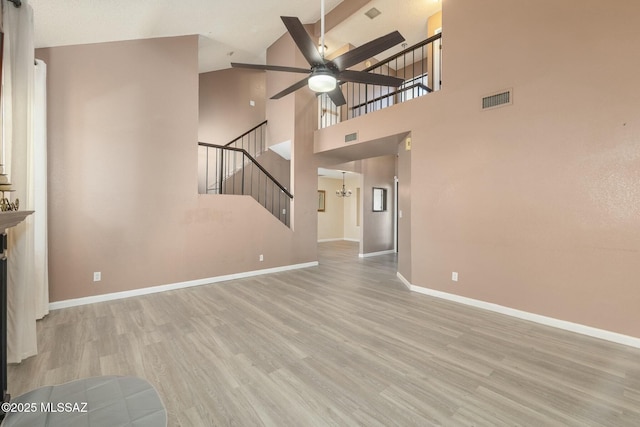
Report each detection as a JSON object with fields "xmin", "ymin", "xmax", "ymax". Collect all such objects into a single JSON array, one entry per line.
[{"xmin": 308, "ymin": 73, "xmax": 337, "ymax": 93}]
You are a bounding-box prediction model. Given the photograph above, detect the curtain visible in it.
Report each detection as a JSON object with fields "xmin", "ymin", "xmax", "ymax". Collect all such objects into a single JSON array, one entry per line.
[
  {"xmin": 2, "ymin": 0, "xmax": 48, "ymax": 363},
  {"xmin": 32, "ymin": 59, "xmax": 48, "ymax": 321}
]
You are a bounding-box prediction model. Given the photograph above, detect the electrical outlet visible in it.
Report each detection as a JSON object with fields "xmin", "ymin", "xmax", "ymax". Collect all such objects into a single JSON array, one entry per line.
[
  {"xmin": 259, "ymin": 254, "xmax": 264, "ymax": 262},
  {"xmin": 93, "ymin": 272, "xmax": 101, "ymax": 282},
  {"xmin": 452, "ymin": 272, "xmax": 458, "ymax": 282}
]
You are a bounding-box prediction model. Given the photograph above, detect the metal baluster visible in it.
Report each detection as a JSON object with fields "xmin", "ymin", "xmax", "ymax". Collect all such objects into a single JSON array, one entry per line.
[
  {"xmin": 347, "ymin": 83, "xmax": 356, "ymax": 120},
  {"xmin": 422, "ymin": 44, "xmax": 425, "ymax": 97},
  {"xmin": 234, "ymin": 150, "xmax": 238, "ymax": 194},
  {"xmin": 356, "ymin": 82, "xmax": 359, "ymax": 118},
  {"xmin": 321, "ymin": 93, "xmax": 325, "ymax": 129},
  {"xmin": 204, "ymin": 147, "xmax": 209, "ymax": 194},
  {"xmin": 412, "ymin": 48, "xmax": 415, "ymax": 99},
  {"xmin": 387, "ymin": 64, "xmax": 390, "ymax": 109},
  {"xmin": 271, "ymin": 183, "xmax": 275, "ymax": 218},
  {"xmin": 395, "ymin": 57, "xmax": 399, "ymax": 104},
  {"xmin": 257, "ymin": 169, "xmax": 262, "ymax": 205},
  {"xmin": 350, "ymin": 83, "xmax": 354, "ymax": 119},
  {"xmin": 365, "ymin": 84, "xmax": 368, "ymax": 114},
  {"xmin": 241, "ymin": 153, "xmax": 245, "ymax": 195},
  {"xmin": 218, "ymin": 148, "xmax": 224, "ymax": 194}
]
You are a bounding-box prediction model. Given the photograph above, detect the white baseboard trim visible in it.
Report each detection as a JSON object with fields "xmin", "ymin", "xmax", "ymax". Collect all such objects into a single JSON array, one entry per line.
[
  {"xmin": 397, "ymin": 273, "xmax": 640, "ymax": 349},
  {"xmin": 396, "ymin": 272, "xmax": 412, "ymax": 290},
  {"xmin": 49, "ymin": 261, "xmax": 319, "ymax": 311},
  {"xmin": 359, "ymin": 249, "xmax": 395, "ymax": 258},
  {"xmin": 343, "ymin": 238, "xmax": 360, "ymax": 242},
  {"xmin": 317, "ymin": 238, "xmax": 343, "ymax": 242}
]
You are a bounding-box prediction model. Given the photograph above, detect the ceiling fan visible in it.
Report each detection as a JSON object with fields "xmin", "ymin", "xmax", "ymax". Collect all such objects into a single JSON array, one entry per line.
[{"xmin": 231, "ymin": 1, "xmax": 406, "ymax": 106}]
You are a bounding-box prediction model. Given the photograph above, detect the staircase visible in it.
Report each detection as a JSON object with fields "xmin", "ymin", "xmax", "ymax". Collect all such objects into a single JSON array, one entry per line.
[{"xmin": 198, "ymin": 121, "xmax": 293, "ymax": 227}]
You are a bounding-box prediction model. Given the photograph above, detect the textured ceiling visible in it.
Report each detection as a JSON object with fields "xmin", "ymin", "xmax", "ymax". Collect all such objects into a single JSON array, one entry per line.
[
  {"xmin": 30, "ymin": 0, "xmax": 342, "ymax": 72},
  {"xmin": 324, "ymin": 0, "xmax": 441, "ymax": 60},
  {"xmin": 30, "ymin": 0, "xmax": 441, "ymax": 73}
]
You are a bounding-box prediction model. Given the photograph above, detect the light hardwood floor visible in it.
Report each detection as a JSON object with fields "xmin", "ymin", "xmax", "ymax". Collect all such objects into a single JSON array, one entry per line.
[{"xmin": 9, "ymin": 241, "xmax": 640, "ymax": 426}]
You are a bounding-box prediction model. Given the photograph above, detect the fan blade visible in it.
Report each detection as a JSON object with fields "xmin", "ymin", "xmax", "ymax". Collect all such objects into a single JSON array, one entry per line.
[
  {"xmin": 281, "ymin": 16, "xmax": 324, "ymax": 66},
  {"xmin": 231, "ymin": 62, "xmax": 310, "ymax": 74},
  {"xmin": 331, "ymin": 31, "xmax": 405, "ymax": 71},
  {"xmin": 271, "ymin": 77, "xmax": 310, "ymax": 100},
  {"xmin": 338, "ymin": 70, "xmax": 405, "ymax": 87},
  {"xmin": 327, "ymin": 87, "xmax": 347, "ymax": 107}
]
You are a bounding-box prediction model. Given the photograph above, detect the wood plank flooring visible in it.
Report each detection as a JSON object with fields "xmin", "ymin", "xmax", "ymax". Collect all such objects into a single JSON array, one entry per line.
[{"xmin": 9, "ymin": 241, "xmax": 640, "ymax": 426}]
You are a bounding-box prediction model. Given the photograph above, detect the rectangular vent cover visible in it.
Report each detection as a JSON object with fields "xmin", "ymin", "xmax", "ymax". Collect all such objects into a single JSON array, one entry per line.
[
  {"xmin": 345, "ymin": 132, "xmax": 358, "ymax": 143},
  {"xmin": 365, "ymin": 8, "xmax": 381, "ymax": 19},
  {"xmin": 482, "ymin": 90, "xmax": 512, "ymax": 110}
]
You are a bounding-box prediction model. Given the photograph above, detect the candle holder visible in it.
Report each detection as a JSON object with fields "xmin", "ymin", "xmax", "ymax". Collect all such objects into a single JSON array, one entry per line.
[
  {"xmin": 0, "ymin": 167, "xmax": 18, "ymax": 212},
  {"xmin": 0, "ymin": 192, "xmax": 18, "ymax": 212}
]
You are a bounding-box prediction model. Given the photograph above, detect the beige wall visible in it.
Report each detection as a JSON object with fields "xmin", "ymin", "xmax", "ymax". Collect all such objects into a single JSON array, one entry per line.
[
  {"xmin": 317, "ymin": 177, "xmax": 344, "ymax": 241},
  {"xmin": 361, "ymin": 155, "xmax": 395, "ymax": 255},
  {"xmin": 199, "ymin": 68, "xmax": 265, "ymax": 144},
  {"xmin": 39, "ymin": 35, "xmax": 315, "ymax": 303},
  {"xmin": 315, "ymin": 0, "xmax": 640, "ymax": 338},
  {"xmin": 267, "ymin": 25, "xmax": 319, "ymax": 256},
  {"xmin": 343, "ymin": 173, "xmax": 361, "ymax": 241},
  {"xmin": 427, "ymin": 10, "xmax": 442, "ymax": 36},
  {"xmin": 265, "ymin": 32, "xmax": 298, "ymax": 149},
  {"xmin": 397, "ymin": 136, "xmax": 412, "ymax": 281}
]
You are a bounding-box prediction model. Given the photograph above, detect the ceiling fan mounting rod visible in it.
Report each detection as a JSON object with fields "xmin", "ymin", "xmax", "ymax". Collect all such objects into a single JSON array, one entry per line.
[{"xmin": 320, "ymin": 0, "xmax": 326, "ymax": 58}]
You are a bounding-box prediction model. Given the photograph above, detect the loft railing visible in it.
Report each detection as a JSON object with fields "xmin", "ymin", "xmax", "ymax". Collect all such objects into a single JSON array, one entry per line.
[
  {"xmin": 319, "ymin": 32, "xmax": 442, "ymax": 129},
  {"xmin": 198, "ymin": 142, "xmax": 293, "ymax": 226},
  {"xmin": 225, "ymin": 120, "xmax": 267, "ymax": 159}
]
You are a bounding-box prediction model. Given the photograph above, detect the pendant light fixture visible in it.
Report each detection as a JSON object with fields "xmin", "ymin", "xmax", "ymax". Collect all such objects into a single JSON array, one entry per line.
[{"xmin": 336, "ymin": 172, "xmax": 352, "ymax": 197}]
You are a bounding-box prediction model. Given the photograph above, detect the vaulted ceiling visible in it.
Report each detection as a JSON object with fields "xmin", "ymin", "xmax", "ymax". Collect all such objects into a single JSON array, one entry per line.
[{"xmin": 30, "ymin": 0, "xmax": 441, "ymax": 73}]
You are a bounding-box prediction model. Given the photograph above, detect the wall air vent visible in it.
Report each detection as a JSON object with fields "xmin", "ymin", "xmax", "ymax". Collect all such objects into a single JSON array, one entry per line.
[
  {"xmin": 345, "ymin": 132, "xmax": 358, "ymax": 143},
  {"xmin": 482, "ymin": 89, "xmax": 513, "ymax": 110}
]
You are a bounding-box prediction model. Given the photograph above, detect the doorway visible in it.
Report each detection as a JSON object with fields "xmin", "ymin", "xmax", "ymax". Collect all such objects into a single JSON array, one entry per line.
[{"xmin": 433, "ymin": 27, "xmax": 442, "ymax": 91}]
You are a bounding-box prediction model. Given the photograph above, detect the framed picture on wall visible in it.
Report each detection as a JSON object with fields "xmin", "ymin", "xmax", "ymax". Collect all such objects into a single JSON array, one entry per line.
[
  {"xmin": 372, "ymin": 187, "xmax": 387, "ymax": 212},
  {"xmin": 318, "ymin": 190, "xmax": 326, "ymax": 212}
]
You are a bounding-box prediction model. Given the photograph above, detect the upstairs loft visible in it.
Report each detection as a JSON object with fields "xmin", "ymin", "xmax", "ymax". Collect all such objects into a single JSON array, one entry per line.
[
  {"xmin": 318, "ymin": 30, "xmax": 442, "ymax": 129},
  {"xmin": 254, "ymin": 6, "xmax": 443, "ymax": 131}
]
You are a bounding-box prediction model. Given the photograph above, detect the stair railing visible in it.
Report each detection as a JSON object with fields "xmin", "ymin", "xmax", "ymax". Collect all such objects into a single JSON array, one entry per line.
[
  {"xmin": 204, "ymin": 120, "xmax": 269, "ymax": 200},
  {"xmin": 224, "ymin": 120, "xmax": 267, "ymax": 159},
  {"xmin": 199, "ymin": 142, "xmax": 293, "ymax": 227}
]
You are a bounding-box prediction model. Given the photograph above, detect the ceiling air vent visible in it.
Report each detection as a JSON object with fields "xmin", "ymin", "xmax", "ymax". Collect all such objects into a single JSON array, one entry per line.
[
  {"xmin": 482, "ymin": 89, "xmax": 513, "ymax": 110},
  {"xmin": 365, "ymin": 8, "xmax": 382, "ymax": 20}
]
